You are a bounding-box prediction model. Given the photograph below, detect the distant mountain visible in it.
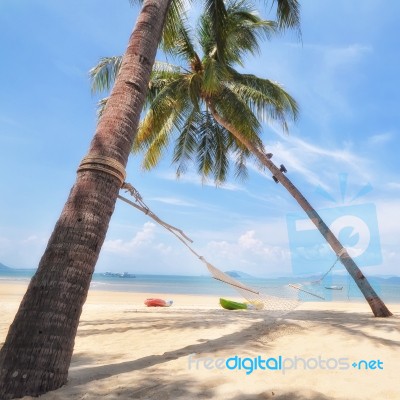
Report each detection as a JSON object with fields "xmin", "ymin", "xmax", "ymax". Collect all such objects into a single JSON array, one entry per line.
[
  {"xmin": 225, "ymin": 270, "xmax": 255, "ymax": 279},
  {"xmin": 0, "ymin": 262, "xmax": 35, "ymax": 271},
  {"xmin": 378, "ymin": 276, "xmax": 400, "ymax": 284},
  {"xmin": 0, "ymin": 262, "xmax": 12, "ymax": 271}
]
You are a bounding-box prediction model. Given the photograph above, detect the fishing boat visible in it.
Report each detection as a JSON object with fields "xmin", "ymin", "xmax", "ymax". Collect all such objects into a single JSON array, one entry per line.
[
  {"xmin": 324, "ymin": 285, "xmax": 343, "ymax": 290},
  {"xmin": 103, "ymin": 272, "xmax": 136, "ymax": 278}
]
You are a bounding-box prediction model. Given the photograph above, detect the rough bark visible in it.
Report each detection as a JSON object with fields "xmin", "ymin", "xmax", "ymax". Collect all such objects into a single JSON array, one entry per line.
[
  {"xmin": 209, "ymin": 102, "xmax": 392, "ymax": 318},
  {"xmin": 0, "ymin": 1, "xmax": 172, "ymax": 398}
]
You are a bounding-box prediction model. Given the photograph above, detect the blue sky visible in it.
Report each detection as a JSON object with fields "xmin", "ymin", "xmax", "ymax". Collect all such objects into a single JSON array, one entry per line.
[{"xmin": 0, "ymin": 1, "xmax": 399, "ymax": 277}]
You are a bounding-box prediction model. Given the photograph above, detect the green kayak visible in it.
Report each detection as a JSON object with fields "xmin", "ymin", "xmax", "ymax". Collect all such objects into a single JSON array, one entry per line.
[{"xmin": 219, "ymin": 298, "xmax": 248, "ymax": 310}]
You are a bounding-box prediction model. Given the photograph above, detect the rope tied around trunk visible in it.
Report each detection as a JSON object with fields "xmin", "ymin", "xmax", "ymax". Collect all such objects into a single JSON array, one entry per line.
[{"xmin": 77, "ymin": 155, "xmax": 126, "ymax": 186}]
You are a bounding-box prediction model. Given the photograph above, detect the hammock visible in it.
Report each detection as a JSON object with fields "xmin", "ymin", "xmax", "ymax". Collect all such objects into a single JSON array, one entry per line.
[{"xmin": 119, "ymin": 182, "xmax": 325, "ymax": 316}]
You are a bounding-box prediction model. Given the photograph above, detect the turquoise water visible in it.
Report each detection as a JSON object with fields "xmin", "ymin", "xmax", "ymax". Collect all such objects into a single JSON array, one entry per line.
[{"xmin": 1, "ymin": 268, "xmax": 399, "ymax": 303}]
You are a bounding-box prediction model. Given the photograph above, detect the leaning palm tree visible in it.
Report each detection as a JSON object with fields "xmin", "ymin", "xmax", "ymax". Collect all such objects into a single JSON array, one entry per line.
[
  {"xmin": 91, "ymin": 0, "xmax": 391, "ymax": 317},
  {"xmin": 0, "ymin": 1, "xmax": 174, "ymax": 399}
]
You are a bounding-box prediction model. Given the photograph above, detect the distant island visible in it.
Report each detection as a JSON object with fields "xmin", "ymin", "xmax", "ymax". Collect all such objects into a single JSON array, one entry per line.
[
  {"xmin": 225, "ymin": 270, "xmax": 255, "ymax": 279},
  {"xmin": 0, "ymin": 262, "xmax": 11, "ymax": 270},
  {"xmin": 0, "ymin": 262, "xmax": 35, "ymax": 271}
]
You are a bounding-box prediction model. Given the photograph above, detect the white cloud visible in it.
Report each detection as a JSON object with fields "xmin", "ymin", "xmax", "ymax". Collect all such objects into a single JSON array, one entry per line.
[
  {"xmin": 367, "ymin": 132, "xmax": 394, "ymax": 146},
  {"xmin": 238, "ymin": 230, "xmax": 262, "ymax": 250},
  {"xmin": 321, "ymin": 43, "xmax": 372, "ymax": 69},
  {"xmin": 158, "ymin": 171, "xmax": 245, "ymax": 192},
  {"xmin": 103, "ymin": 222, "xmax": 156, "ymax": 254},
  {"xmin": 22, "ymin": 235, "xmax": 40, "ymax": 244},
  {"xmin": 149, "ymin": 197, "xmax": 194, "ymax": 207},
  {"xmin": 386, "ymin": 182, "xmax": 400, "ymax": 190},
  {"xmin": 205, "ymin": 228, "xmax": 292, "ymax": 276},
  {"xmin": 254, "ymin": 132, "xmax": 372, "ymax": 190}
]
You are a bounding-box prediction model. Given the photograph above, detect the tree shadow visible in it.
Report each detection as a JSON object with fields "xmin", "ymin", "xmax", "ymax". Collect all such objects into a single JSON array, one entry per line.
[
  {"xmin": 76, "ymin": 309, "xmax": 270, "ymax": 337},
  {"xmin": 228, "ymin": 390, "xmax": 336, "ymax": 400},
  {"xmin": 286, "ymin": 308, "xmax": 400, "ymax": 348},
  {"xmin": 69, "ymin": 316, "xmax": 278, "ymax": 386},
  {"xmin": 60, "ymin": 305, "xmax": 400, "ymax": 399}
]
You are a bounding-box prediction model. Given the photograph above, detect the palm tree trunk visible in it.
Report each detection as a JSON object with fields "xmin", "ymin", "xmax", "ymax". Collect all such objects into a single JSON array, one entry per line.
[
  {"xmin": 209, "ymin": 103, "xmax": 392, "ymax": 317},
  {"xmin": 0, "ymin": 1, "xmax": 172, "ymax": 398}
]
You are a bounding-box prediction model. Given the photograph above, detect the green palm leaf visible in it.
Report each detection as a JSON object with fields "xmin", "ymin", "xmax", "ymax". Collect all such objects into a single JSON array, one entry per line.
[
  {"xmin": 92, "ymin": 0, "xmax": 299, "ymax": 184},
  {"xmin": 90, "ymin": 56, "xmax": 123, "ymax": 94}
]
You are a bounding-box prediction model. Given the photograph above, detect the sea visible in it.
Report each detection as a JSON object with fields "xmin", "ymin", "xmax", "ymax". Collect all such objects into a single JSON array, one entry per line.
[{"xmin": 1, "ymin": 268, "xmax": 399, "ymax": 303}]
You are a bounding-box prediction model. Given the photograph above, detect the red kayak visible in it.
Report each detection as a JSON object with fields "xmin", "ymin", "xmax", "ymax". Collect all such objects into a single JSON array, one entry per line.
[{"xmin": 144, "ymin": 298, "xmax": 173, "ymax": 307}]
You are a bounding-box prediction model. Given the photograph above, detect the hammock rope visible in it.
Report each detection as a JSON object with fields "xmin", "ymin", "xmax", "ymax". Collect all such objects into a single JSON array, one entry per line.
[
  {"xmin": 118, "ymin": 181, "xmax": 325, "ymax": 315},
  {"xmin": 311, "ymin": 255, "xmax": 341, "ymax": 285}
]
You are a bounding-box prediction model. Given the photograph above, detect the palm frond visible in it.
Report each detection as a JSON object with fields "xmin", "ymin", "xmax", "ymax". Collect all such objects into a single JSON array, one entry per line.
[
  {"xmin": 140, "ymin": 113, "xmax": 176, "ymax": 170},
  {"xmin": 89, "ymin": 56, "xmax": 123, "ymax": 94},
  {"xmin": 266, "ymin": 0, "xmax": 301, "ymax": 34},
  {"xmin": 145, "ymin": 65, "xmax": 187, "ymax": 108},
  {"xmin": 135, "ymin": 81, "xmax": 182, "ymax": 152},
  {"xmin": 204, "ymin": 0, "xmax": 228, "ymax": 60},
  {"xmin": 233, "ymin": 147, "xmax": 250, "ymax": 181},
  {"xmin": 227, "ymin": 69, "xmax": 299, "ymax": 131},
  {"xmin": 224, "ymin": 1, "xmax": 277, "ymax": 65},
  {"xmin": 213, "ymin": 85, "xmax": 263, "ymax": 146},
  {"xmin": 196, "ymin": 113, "xmax": 216, "ymax": 180},
  {"xmin": 202, "ymin": 57, "xmax": 229, "ymax": 95},
  {"xmin": 167, "ymin": 18, "xmax": 201, "ymax": 67},
  {"xmin": 161, "ymin": 0, "xmax": 189, "ymax": 53},
  {"xmin": 173, "ymin": 108, "xmax": 201, "ymax": 177},
  {"xmin": 97, "ymin": 97, "xmax": 109, "ymax": 119},
  {"xmin": 212, "ymin": 118, "xmax": 230, "ymax": 183},
  {"xmin": 134, "ymin": 76, "xmax": 193, "ymax": 167},
  {"xmin": 201, "ymin": 0, "xmax": 277, "ymax": 66}
]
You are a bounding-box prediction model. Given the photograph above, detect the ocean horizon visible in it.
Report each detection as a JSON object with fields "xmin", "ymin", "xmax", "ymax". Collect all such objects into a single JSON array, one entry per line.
[{"xmin": 1, "ymin": 267, "xmax": 399, "ymax": 303}]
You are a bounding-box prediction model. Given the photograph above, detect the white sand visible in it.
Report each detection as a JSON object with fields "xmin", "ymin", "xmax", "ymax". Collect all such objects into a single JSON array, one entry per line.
[{"xmin": 1, "ymin": 281, "xmax": 399, "ymax": 399}]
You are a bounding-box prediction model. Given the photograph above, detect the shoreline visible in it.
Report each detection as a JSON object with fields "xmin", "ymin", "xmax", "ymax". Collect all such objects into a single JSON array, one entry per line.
[{"xmin": 1, "ymin": 277, "xmax": 399, "ymax": 304}]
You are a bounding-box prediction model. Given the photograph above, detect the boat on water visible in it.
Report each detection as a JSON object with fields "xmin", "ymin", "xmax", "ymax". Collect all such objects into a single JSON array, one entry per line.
[
  {"xmin": 325, "ymin": 285, "xmax": 343, "ymax": 290},
  {"xmin": 103, "ymin": 272, "xmax": 136, "ymax": 278}
]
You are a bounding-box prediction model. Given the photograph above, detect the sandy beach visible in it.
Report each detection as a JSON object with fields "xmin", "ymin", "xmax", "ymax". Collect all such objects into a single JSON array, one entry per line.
[{"xmin": 1, "ymin": 281, "xmax": 399, "ymax": 400}]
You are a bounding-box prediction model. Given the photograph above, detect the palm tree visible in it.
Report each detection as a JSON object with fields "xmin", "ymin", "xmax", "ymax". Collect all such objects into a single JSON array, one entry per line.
[
  {"xmin": 0, "ymin": 1, "xmax": 173, "ymax": 398},
  {"xmin": 91, "ymin": 0, "xmax": 392, "ymax": 317}
]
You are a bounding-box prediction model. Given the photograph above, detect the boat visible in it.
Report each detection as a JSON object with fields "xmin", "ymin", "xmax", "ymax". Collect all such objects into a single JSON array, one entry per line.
[
  {"xmin": 144, "ymin": 298, "xmax": 173, "ymax": 307},
  {"xmin": 120, "ymin": 272, "xmax": 136, "ymax": 278},
  {"xmin": 103, "ymin": 272, "xmax": 136, "ymax": 278},
  {"xmin": 219, "ymin": 298, "xmax": 248, "ymax": 310},
  {"xmin": 325, "ymin": 285, "xmax": 343, "ymax": 290}
]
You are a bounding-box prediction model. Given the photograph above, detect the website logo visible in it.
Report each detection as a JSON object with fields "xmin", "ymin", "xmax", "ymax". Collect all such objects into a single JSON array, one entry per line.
[
  {"xmin": 286, "ymin": 173, "xmax": 382, "ymax": 275},
  {"xmin": 188, "ymin": 354, "xmax": 384, "ymax": 375}
]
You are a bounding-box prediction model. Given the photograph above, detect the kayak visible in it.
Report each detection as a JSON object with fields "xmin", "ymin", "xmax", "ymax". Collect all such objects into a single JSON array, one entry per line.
[
  {"xmin": 219, "ymin": 298, "xmax": 248, "ymax": 310},
  {"xmin": 144, "ymin": 298, "xmax": 173, "ymax": 307}
]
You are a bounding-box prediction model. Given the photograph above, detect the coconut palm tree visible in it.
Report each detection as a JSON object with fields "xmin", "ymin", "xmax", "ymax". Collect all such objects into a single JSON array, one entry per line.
[
  {"xmin": 0, "ymin": 1, "xmax": 173, "ymax": 398},
  {"xmin": 91, "ymin": 0, "xmax": 392, "ymax": 317}
]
